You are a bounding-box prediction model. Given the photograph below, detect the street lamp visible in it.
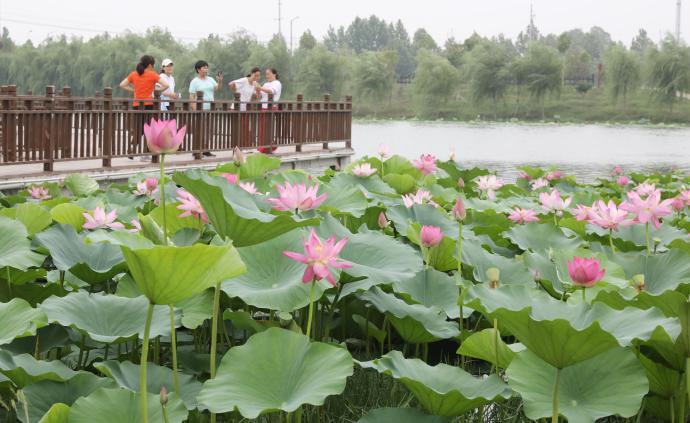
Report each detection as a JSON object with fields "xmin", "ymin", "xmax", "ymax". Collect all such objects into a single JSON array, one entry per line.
[{"xmin": 290, "ymin": 16, "xmax": 299, "ymax": 55}]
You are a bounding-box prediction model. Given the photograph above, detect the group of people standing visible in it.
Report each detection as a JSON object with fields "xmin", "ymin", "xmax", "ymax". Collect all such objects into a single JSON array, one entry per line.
[{"xmin": 118, "ymin": 55, "xmax": 282, "ymax": 156}]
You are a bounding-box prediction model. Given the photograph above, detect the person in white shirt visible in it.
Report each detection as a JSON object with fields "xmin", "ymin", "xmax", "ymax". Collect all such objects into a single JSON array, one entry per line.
[
  {"xmin": 158, "ymin": 58, "xmax": 178, "ymax": 111},
  {"xmin": 257, "ymin": 68, "xmax": 282, "ymax": 109},
  {"xmin": 229, "ymin": 67, "xmax": 261, "ymax": 111}
]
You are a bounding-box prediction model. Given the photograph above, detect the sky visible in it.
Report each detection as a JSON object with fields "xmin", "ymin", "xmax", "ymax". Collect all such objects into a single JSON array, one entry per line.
[{"xmin": 0, "ymin": 0, "xmax": 686, "ymax": 46}]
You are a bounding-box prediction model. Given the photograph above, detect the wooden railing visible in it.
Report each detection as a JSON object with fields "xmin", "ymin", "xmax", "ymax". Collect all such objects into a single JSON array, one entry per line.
[{"xmin": 0, "ymin": 85, "xmax": 353, "ymax": 171}]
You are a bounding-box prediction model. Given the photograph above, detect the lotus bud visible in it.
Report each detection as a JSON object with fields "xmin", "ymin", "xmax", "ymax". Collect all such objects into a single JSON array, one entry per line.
[
  {"xmin": 548, "ymin": 247, "xmax": 555, "ymax": 262},
  {"xmin": 452, "ymin": 198, "xmax": 466, "ymax": 221},
  {"xmin": 457, "ymin": 177, "xmax": 465, "ymax": 188},
  {"xmin": 160, "ymin": 386, "xmax": 168, "ymax": 406},
  {"xmin": 486, "ymin": 267, "xmax": 500, "ymax": 288},
  {"xmin": 533, "ymin": 270, "xmax": 541, "ymax": 283},
  {"xmin": 631, "ymin": 274, "xmax": 645, "ymax": 293},
  {"xmin": 377, "ymin": 212, "xmax": 389, "ymax": 229},
  {"xmin": 233, "ymin": 146, "xmax": 246, "ymax": 166},
  {"xmin": 449, "ymin": 148, "xmax": 456, "ymax": 162},
  {"xmin": 278, "ymin": 311, "xmax": 293, "ymax": 327}
]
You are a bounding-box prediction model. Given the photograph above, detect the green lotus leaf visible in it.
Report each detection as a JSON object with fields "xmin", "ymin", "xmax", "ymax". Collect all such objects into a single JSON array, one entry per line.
[
  {"xmin": 16, "ymin": 372, "xmax": 117, "ymax": 423},
  {"xmin": 360, "ymin": 351, "xmax": 511, "ymax": 418},
  {"xmin": 49, "ymin": 203, "xmax": 86, "ymax": 231},
  {"xmin": 393, "ymin": 268, "xmax": 461, "ymax": 319},
  {"xmin": 34, "ymin": 224, "xmax": 125, "ymax": 283},
  {"xmin": 636, "ymin": 351, "xmax": 680, "ymax": 399},
  {"xmin": 174, "ymin": 169, "xmax": 318, "ymax": 247},
  {"xmin": 2, "ymin": 267, "xmax": 47, "ymax": 286},
  {"xmin": 383, "ymin": 173, "xmax": 417, "ymax": 194},
  {"xmin": 64, "ymin": 173, "xmax": 99, "ymax": 197},
  {"xmin": 0, "ymin": 282, "xmax": 67, "ymax": 307},
  {"xmin": 222, "ymin": 230, "xmax": 330, "ymax": 311},
  {"xmin": 605, "ymin": 249, "xmax": 690, "ymax": 295},
  {"xmin": 86, "ymin": 230, "xmax": 155, "ymax": 250},
  {"xmin": 0, "ymin": 298, "xmax": 47, "ymax": 346},
  {"xmin": 149, "ymin": 203, "xmax": 203, "ymax": 237},
  {"xmin": 505, "ymin": 222, "xmax": 583, "ymax": 252},
  {"xmin": 0, "ymin": 203, "xmax": 52, "ymax": 236},
  {"xmin": 40, "ymin": 291, "xmax": 177, "ymax": 343},
  {"xmin": 94, "ymin": 360, "xmax": 202, "ymax": 410},
  {"xmin": 197, "ymin": 328, "xmax": 353, "ymax": 418},
  {"xmin": 352, "ymin": 314, "xmax": 387, "ymax": 344},
  {"xmin": 462, "ymin": 240, "xmax": 533, "ymax": 286},
  {"xmin": 217, "ymin": 152, "xmax": 281, "ymax": 179},
  {"xmin": 457, "ymin": 328, "xmax": 516, "ymax": 369},
  {"xmin": 121, "ymin": 241, "xmax": 246, "ymax": 305},
  {"xmin": 357, "ymin": 407, "xmax": 449, "ymax": 423},
  {"xmin": 69, "ymin": 387, "xmax": 188, "ymax": 423},
  {"xmin": 0, "ymin": 216, "xmax": 44, "ymax": 271},
  {"xmin": 466, "ymin": 284, "xmax": 679, "ymax": 368},
  {"xmin": 386, "ymin": 204, "xmax": 459, "ymax": 239},
  {"xmin": 37, "ymin": 403, "xmax": 70, "ymax": 423},
  {"xmin": 223, "ymin": 310, "xmax": 279, "ymax": 334},
  {"xmin": 611, "ymin": 222, "xmax": 689, "ymax": 249},
  {"xmin": 328, "ymin": 173, "xmax": 395, "ymax": 195},
  {"xmin": 319, "ymin": 184, "xmax": 369, "ymax": 217},
  {"xmin": 507, "ymin": 348, "xmax": 648, "ymax": 423},
  {"xmin": 401, "ymin": 225, "xmax": 458, "ymax": 273},
  {"xmin": 0, "ymin": 350, "xmax": 78, "ymax": 387},
  {"xmin": 359, "ymin": 287, "xmax": 459, "ymax": 343},
  {"xmin": 176, "ymin": 289, "xmax": 214, "ymax": 329}
]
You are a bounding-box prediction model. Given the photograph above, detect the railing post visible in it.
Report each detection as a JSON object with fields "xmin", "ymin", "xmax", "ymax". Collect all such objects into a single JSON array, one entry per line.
[
  {"xmin": 323, "ymin": 94, "xmax": 331, "ymax": 150},
  {"xmin": 61, "ymin": 86, "xmax": 73, "ymax": 158},
  {"xmin": 232, "ymin": 92, "xmax": 241, "ymax": 149},
  {"xmin": 1, "ymin": 86, "xmax": 17, "ymax": 164},
  {"xmin": 345, "ymin": 95, "xmax": 352, "ymax": 149},
  {"xmin": 263, "ymin": 93, "xmax": 274, "ymax": 150},
  {"xmin": 193, "ymin": 91, "xmax": 204, "ymax": 159},
  {"xmin": 102, "ymin": 87, "xmax": 113, "ymax": 167},
  {"xmin": 295, "ymin": 94, "xmax": 303, "ymax": 152},
  {"xmin": 43, "ymin": 86, "xmax": 55, "ymax": 172}
]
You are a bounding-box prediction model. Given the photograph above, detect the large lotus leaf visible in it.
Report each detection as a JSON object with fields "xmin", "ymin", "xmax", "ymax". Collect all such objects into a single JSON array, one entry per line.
[
  {"xmin": 594, "ymin": 288, "xmax": 687, "ymax": 320},
  {"xmin": 612, "ymin": 223, "xmax": 689, "ymax": 248},
  {"xmin": 386, "ymin": 204, "xmax": 458, "ymax": 238},
  {"xmin": 222, "ymin": 230, "xmax": 330, "ymax": 312},
  {"xmin": 316, "ymin": 215, "xmax": 423, "ymax": 284},
  {"xmin": 466, "ymin": 284, "xmax": 678, "ymax": 368},
  {"xmin": 34, "ymin": 224, "xmax": 125, "ymax": 283},
  {"xmin": 85, "ymin": 230, "xmax": 155, "ymax": 250},
  {"xmin": 0, "ymin": 216, "xmax": 44, "ymax": 271},
  {"xmin": 358, "ymin": 287, "xmax": 459, "ymax": 343},
  {"xmin": 352, "ymin": 314, "xmax": 387, "ymax": 343},
  {"xmin": 217, "ymin": 153, "xmax": 281, "ymax": 179},
  {"xmin": 149, "ymin": 203, "xmax": 203, "ymax": 237},
  {"xmin": 64, "ymin": 173, "xmax": 99, "ymax": 197},
  {"xmin": 360, "ymin": 351, "xmax": 511, "ymax": 418},
  {"xmin": 383, "ymin": 173, "xmax": 417, "ymax": 194},
  {"xmin": 174, "ymin": 169, "xmax": 318, "ymax": 247},
  {"xmin": 37, "ymin": 403, "xmax": 70, "ymax": 423},
  {"xmin": 393, "ymin": 268, "xmax": 461, "ymax": 319},
  {"xmin": 462, "ymin": 240, "xmax": 533, "ymax": 286},
  {"xmin": 605, "ymin": 249, "xmax": 690, "ymax": 295},
  {"xmin": 0, "ymin": 350, "xmax": 77, "ymax": 387},
  {"xmin": 94, "ymin": 360, "xmax": 202, "ymax": 410},
  {"xmin": 507, "ymin": 348, "xmax": 648, "ymax": 423},
  {"xmin": 457, "ymin": 328, "xmax": 516, "ymax": 369},
  {"xmin": 382, "ymin": 155, "xmax": 421, "ymax": 177},
  {"xmin": 319, "ymin": 184, "xmax": 369, "ymax": 217},
  {"xmin": 197, "ymin": 328, "xmax": 353, "ymax": 418},
  {"xmin": 0, "ymin": 203, "xmax": 52, "ymax": 236},
  {"xmin": 49, "ymin": 203, "xmax": 86, "ymax": 231},
  {"xmin": 636, "ymin": 351, "xmax": 681, "ymax": 399},
  {"xmin": 176, "ymin": 289, "xmax": 214, "ymax": 329},
  {"xmin": 329, "ymin": 173, "xmax": 396, "ymax": 195},
  {"xmin": 69, "ymin": 387, "xmax": 187, "ymax": 423},
  {"xmin": 121, "ymin": 241, "xmax": 246, "ymax": 305},
  {"xmin": 17, "ymin": 373, "xmax": 117, "ymax": 423},
  {"xmin": 40, "ymin": 291, "xmax": 176, "ymax": 343},
  {"xmin": 0, "ymin": 298, "xmax": 47, "ymax": 345},
  {"xmin": 405, "ymin": 225, "xmax": 458, "ymax": 273},
  {"xmin": 358, "ymin": 407, "xmax": 449, "ymax": 423},
  {"xmin": 505, "ymin": 222, "xmax": 583, "ymax": 252}
]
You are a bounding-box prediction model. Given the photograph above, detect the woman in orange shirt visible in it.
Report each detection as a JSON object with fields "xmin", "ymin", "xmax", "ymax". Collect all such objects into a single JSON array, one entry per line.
[{"xmin": 119, "ymin": 55, "xmax": 169, "ymax": 157}]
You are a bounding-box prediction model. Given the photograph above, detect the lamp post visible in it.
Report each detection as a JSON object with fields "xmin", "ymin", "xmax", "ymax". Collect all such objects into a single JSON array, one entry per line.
[{"xmin": 290, "ymin": 16, "xmax": 300, "ymax": 55}]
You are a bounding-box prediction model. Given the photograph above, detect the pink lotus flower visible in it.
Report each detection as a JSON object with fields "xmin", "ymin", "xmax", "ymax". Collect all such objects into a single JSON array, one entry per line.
[
  {"xmin": 220, "ymin": 173, "xmax": 239, "ymax": 185},
  {"xmin": 283, "ymin": 229, "xmax": 351, "ymax": 287},
  {"xmin": 475, "ymin": 175, "xmax": 504, "ymax": 200},
  {"xmin": 517, "ymin": 171, "xmax": 532, "ymax": 181},
  {"xmin": 27, "ymin": 186, "xmax": 51, "ymax": 200},
  {"xmin": 671, "ymin": 197, "xmax": 685, "ymax": 212},
  {"xmin": 413, "ymin": 154, "xmax": 438, "ymax": 176},
  {"xmin": 508, "ymin": 208, "xmax": 540, "ymax": 224},
  {"xmin": 352, "ymin": 163, "xmax": 377, "ymax": 177},
  {"xmin": 573, "ymin": 204, "xmax": 592, "ymax": 222},
  {"xmin": 679, "ymin": 189, "xmax": 690, "ymax": 206},
  {"xmin": 133, "ymin": 177, "xmax": 158, "ymax": 196},
  {"xmin": 567, "ymin": 257, "xmax": 605, "ymax": 288},
  {"xmin": 587, "ymin": 200, "xmax": 629, "ymax": 231},
  {"xmin": 402, "ymin": 189, "xmax": 438, "ymax": 208},
  {"xmin": 634, "ymin": 183, "xmax": 657, "ymax": 197},
  {"xmin": 420, "ymin": 225, "xmax": 443, "ymax": 248},
  {"xmin": 268, "ymin": 182, "xmax": 328, "ymax": 212},
  {"xmin": 378, "ymin": 144, "xmax": 390, "ymax": 159},
  {"xmin": 612, "ymin": 165, "xmax": 623, "ymax": 176},
  {"xmin": 620, "ymin": 190, "xmax": 674, "ymax": 229},
  {"xmin": 176, "ymin": 189, "xmax": 209, "ymax": 223},
  {"xmin": 546, "ymin": 170, "xmax": 562, "ymax": 181},
  {"xmin": 616, "ymin": 176, "xmax": 630, "ymax": 187},
  {"xmin": 239, "ymin": 181, "xmax": 257, "ymax": 195},
  {"xmin": 539, "ymin": 189, "xmax": 572, "ymax": 214},
  {"xmin": 128, "ymin": 219, "xmax": 142, "ymax": 233},
  {"xmin": 83, "ymin": 207, "xmax": 125, "ymax": 230},
  {"xmin": 530, "ymin": 178, "xmax": 549, "ymax": 190},
  {"xmin": 452, "ymin": 198, "xmax": 466, "ymax": 221},
  {"xmin": 378, "ymin": 212, "xmax": 389, "ymax": 229},
  {"xmin": 144, "ymin": 118, "xmax": 186, "ymax": 154}
]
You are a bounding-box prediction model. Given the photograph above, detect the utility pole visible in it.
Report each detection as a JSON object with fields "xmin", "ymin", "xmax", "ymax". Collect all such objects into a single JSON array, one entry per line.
[
  {"xmin": 290, "ymin": 16, "xmax": 299, "ymax": 54},
  {"xmin": 277, "ymin": 0, "xmax": 283, "ymax": 36},
  {"xmin": 676, "ymin": 0, "xmax": 682, "ymax": 41}
]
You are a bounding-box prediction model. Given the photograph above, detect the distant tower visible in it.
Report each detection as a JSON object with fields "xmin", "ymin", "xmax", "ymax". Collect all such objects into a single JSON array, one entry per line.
[
  {"xmin": 526, "ymin": 3, "xmax": 540, "ymax": 41},
  {"xmin": 277, "ymin": 0, "xmax": 284, "ymax": 36},
  {"xmin": 677, "ymin": 0, "xmax": 682, "ymax": 41}
]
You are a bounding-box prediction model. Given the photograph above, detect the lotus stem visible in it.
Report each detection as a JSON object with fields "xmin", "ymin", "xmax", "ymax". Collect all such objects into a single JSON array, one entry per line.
[
  {"xmin": 493, "ymin": 318, "xmax": 499, "ymax": 374},
  {"xmin": 324, "ymin": 284, "xmax": 343, "ymax": 341},
  {"xmin": 645, "ymin": 223, "xmax": 650, "ymax": 255},
  {"xmin": 169, "ymin": 305, "xmax": 180, "ymax": 395},
  {"xmin": 551, "ymin": 368, "xmax": 561, "ymax": 423},
  {"xmin": 34, "ymin": 334, "xmax": 40, "ymax": 360},
  {"xmin": 210, "ymin": 282, "xmax": 222, "ymax": 378},
  {"xmin": 678, "ymin": 377, "xmax": 686, "ymax": 423},
  {"xmin": 670, "ymin": 395, "xmax": 675, "ymax": 423},
  {"xmin": 582, "ymin": 287, "xmax": 586, "ymax": 303},
  {"xmin": 609, "ymin": 229, "xmax": 615, "ymax": 252},
  {"xmin": 306, "ymin": 279, "xmax": 316, "ymax": 339},
  {"xmin": 160, "ymin": 154, "xmax": 168, "ymax": 244},
  {"xmin": 686, "ymin": 357, "xmax": 690, "ymax": 409},
  {"xmin": 140, "ymin": 302, "xmax": 155, "ymax": 423},
  {"xmin": 457, "ymin": 222, "xmax": 463, "ymax": 278}
]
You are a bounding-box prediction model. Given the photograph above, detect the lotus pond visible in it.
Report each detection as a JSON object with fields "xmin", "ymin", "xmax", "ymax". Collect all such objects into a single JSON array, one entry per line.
[{"xmin": 0, "ymin": 149, "xmax": 689, "ymax": 423}]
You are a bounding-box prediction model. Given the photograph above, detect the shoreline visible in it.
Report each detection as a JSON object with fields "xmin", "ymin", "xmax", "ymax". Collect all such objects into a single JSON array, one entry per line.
[{"xmin": 353, "ymin": 116, "xmax": 690, "ymax": 129}]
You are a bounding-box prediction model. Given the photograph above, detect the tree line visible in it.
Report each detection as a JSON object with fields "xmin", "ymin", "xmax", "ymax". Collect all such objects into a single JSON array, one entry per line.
[{"xmin": 0, "ymin": 16, "xmax": 688, "ymax": 119}]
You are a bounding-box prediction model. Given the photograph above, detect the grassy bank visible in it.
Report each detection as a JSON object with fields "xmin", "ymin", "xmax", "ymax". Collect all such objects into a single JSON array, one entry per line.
[{"xmin": 353, "ymin": 84, "xmax": 690, "ymax": 125}]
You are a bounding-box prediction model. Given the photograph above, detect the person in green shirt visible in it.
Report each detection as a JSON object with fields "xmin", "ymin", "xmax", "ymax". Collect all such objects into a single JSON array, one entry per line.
[{"xmin": 189, "ymin": 60, "xmax": 223, "ymax": 157}]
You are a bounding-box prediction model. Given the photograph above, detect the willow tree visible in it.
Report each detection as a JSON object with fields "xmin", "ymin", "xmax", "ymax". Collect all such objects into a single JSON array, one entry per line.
[
  {"xmin": 352, "ymin": 50, "xmax": 398, "ymax": 111},
  {"xmin": 411, "ymin": 49, "xmax": 460, "ymax": 118},
  {"xmin": 647, "ymin": 38, "xmax": 690, "ymax": 112},
  {"xmin": 604, "ymin": 45, "xmax": 640, "ymax": 106},
  {"xmin": 466, "ymin": 40, "xmax": 512, "ymax": 119},
  {"xmin": 521, "ymin": 43, "xmax": 563, "ymax": 119}
]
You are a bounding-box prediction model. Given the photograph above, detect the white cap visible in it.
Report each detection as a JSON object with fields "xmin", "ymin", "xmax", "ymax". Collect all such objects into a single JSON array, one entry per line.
[{"xmin": 162, "ymin": 58, "xmax": 173, "ymax": 67}]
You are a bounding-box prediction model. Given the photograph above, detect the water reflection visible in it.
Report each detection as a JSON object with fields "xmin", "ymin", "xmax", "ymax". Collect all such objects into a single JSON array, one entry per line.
[{"xmin": 352, "ymin": 121, "xmax": 690, "ymax": 182}]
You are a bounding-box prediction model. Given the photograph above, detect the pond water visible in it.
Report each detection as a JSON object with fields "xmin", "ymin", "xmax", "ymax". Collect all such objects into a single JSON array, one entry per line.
[{"xmin": 351, "ymin": 121, "xmax": 690, "ymax": 182}]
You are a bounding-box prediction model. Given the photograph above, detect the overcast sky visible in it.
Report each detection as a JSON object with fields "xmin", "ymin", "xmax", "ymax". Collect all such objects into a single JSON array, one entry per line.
[{"xmin": 0, "ymin": 0, "xmax": 686, "ymax": 46}]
